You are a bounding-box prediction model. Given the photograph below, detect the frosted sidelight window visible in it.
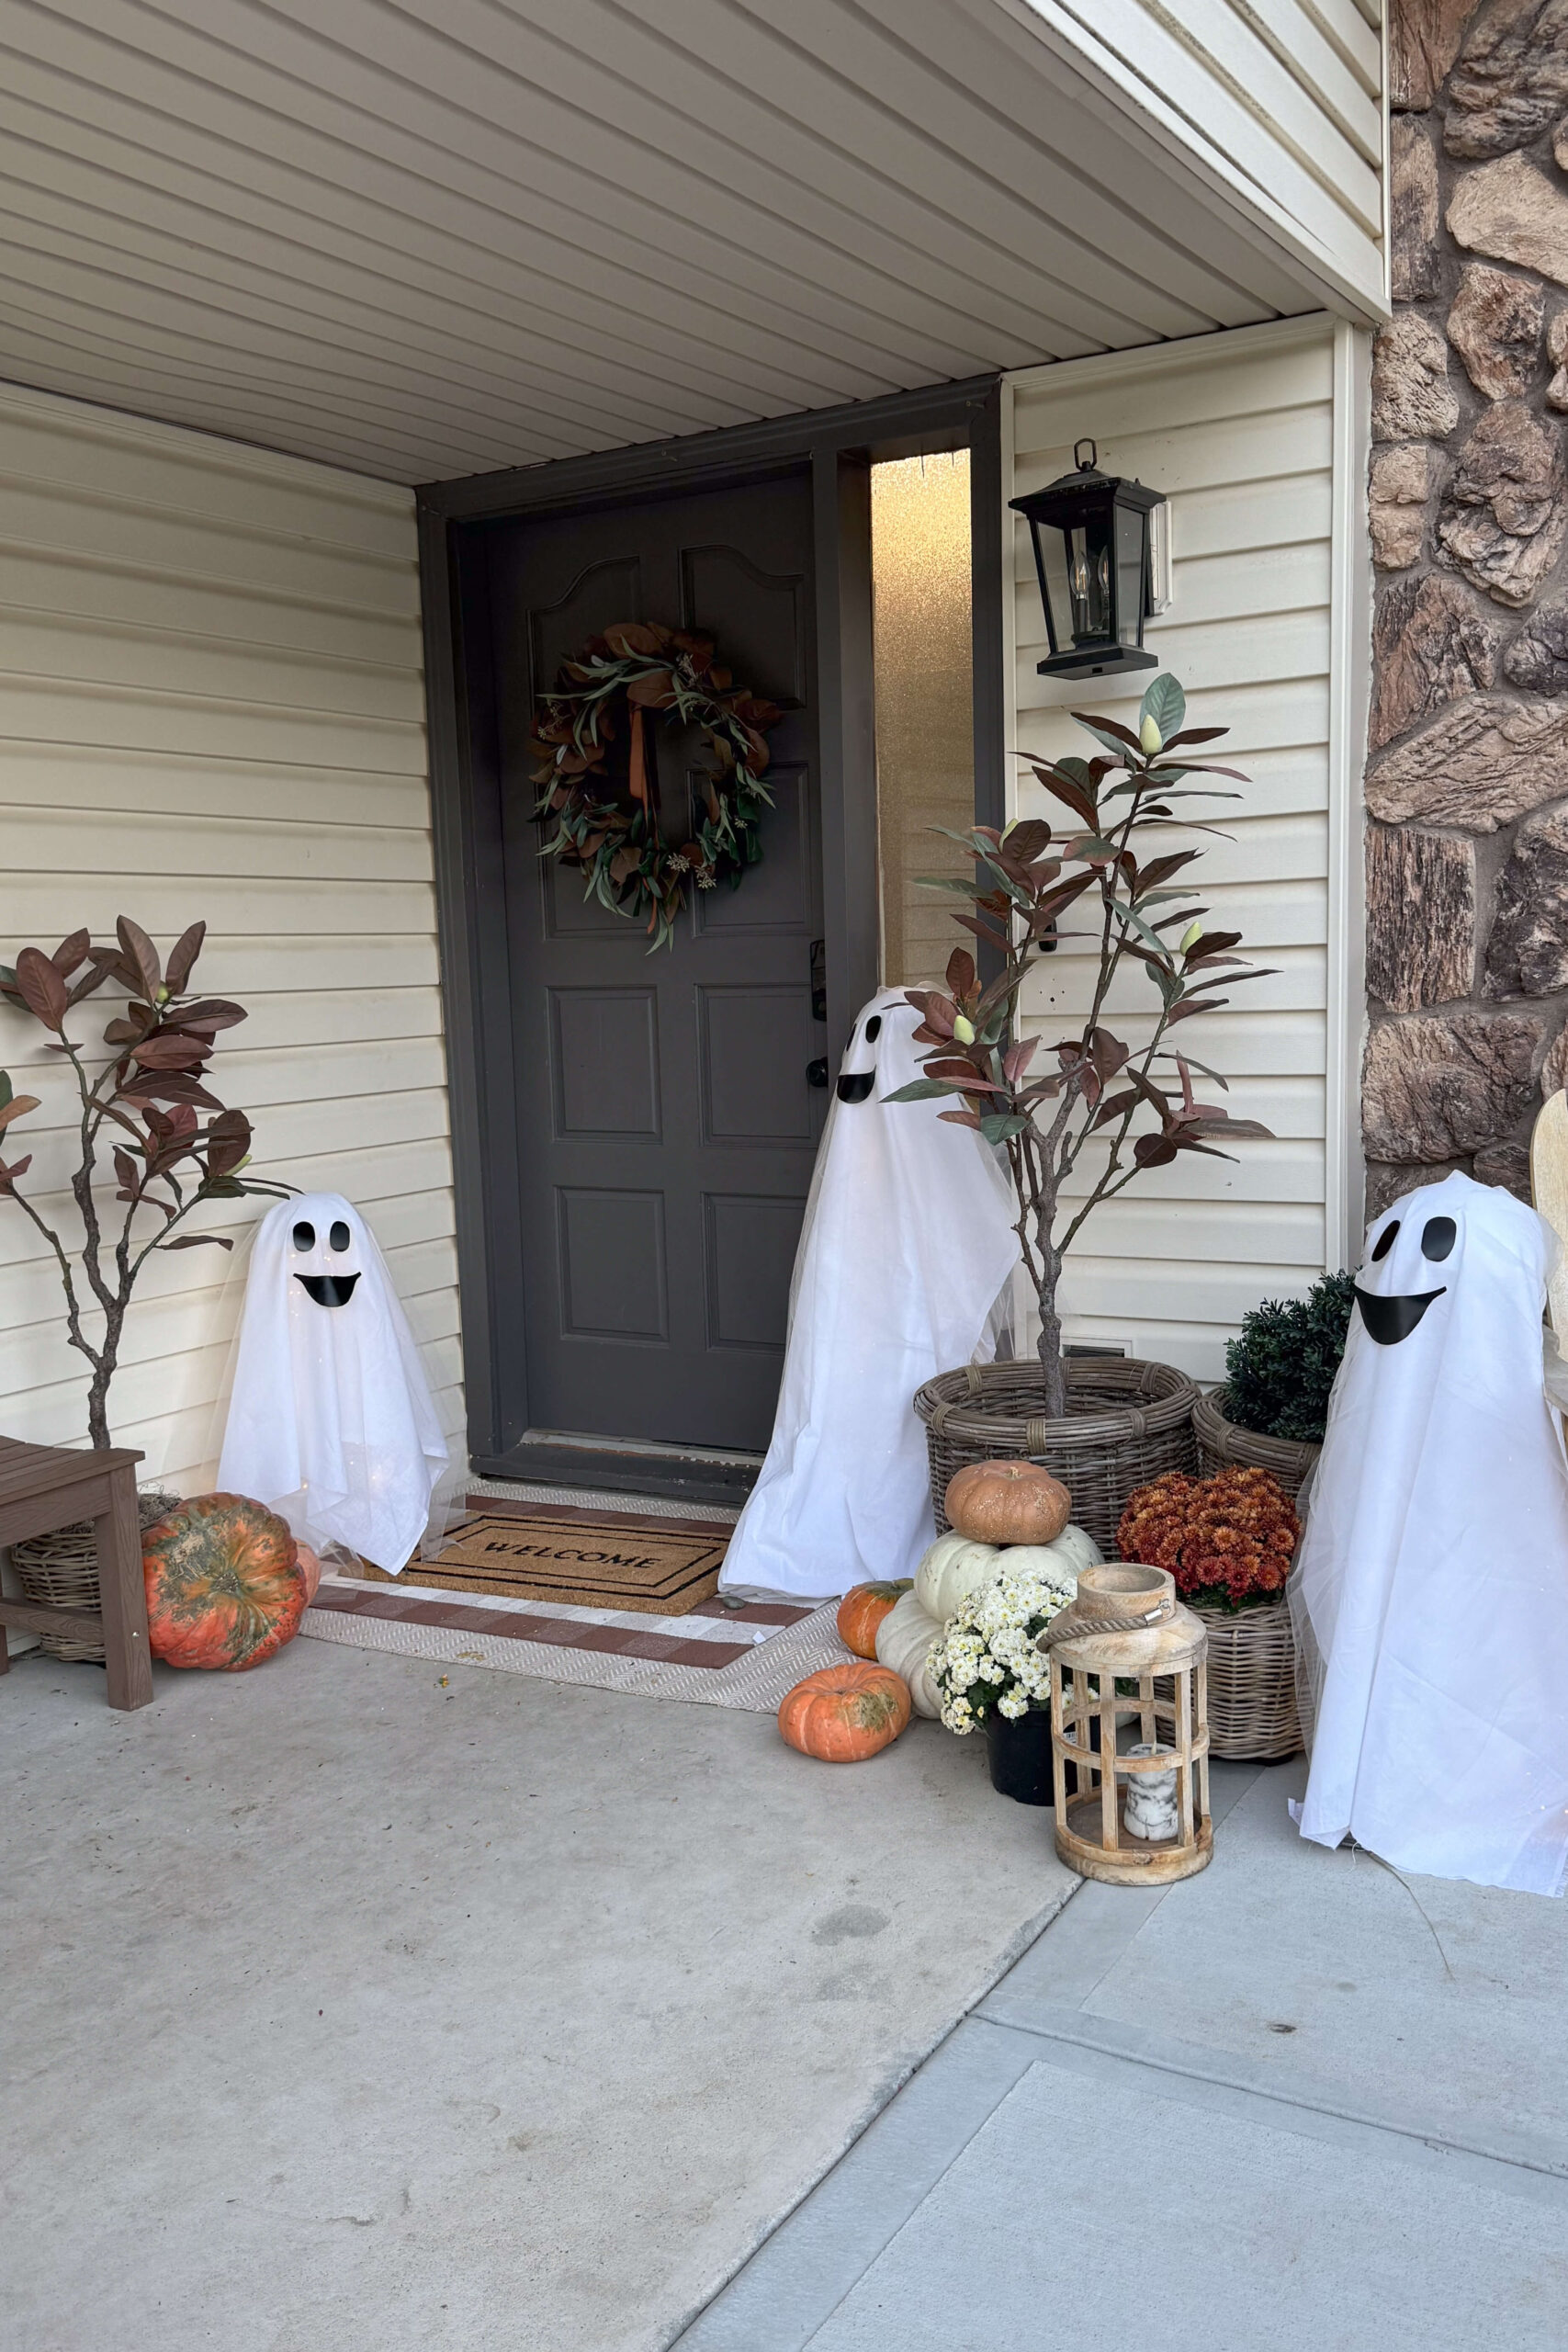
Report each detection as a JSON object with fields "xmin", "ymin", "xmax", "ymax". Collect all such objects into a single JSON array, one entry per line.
[{"xmin": 871, "ymin": 450, "xmax": 975, "ymax": 989}]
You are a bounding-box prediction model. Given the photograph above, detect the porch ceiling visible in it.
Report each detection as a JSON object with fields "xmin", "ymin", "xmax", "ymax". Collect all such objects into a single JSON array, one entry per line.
[{"xmin": 0, "ymin": 0, "xmax": 1332, "ymax": 485}]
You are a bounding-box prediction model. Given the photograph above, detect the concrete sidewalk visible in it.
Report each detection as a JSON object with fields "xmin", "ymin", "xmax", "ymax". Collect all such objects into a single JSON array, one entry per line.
[{"xmin": 680, "ymin": 1760, "xmax": 1568, "ymax": 2350}]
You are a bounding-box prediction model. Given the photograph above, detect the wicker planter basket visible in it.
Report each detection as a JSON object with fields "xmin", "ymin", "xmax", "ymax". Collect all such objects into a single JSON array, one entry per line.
[
  {"xmin": 1192, "ymin": 1594, "xmax": 1303, "ymax": 1760},
  {"xmin": 913, "ymin": 1357, "xmax": 1200, "ymax": 1558},
  {"xmin": 1192, "ymin": 1385, "xmax": 1320, "ymax": 1499},
  {"xmin": 11, "ymin": 1488, "xmax": 178, "ymax": 1662}
]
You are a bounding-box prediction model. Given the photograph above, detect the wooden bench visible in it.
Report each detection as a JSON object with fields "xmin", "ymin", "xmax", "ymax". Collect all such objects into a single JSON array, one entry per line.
[{"xmin": 0, "ymin": 1440, "xmax": 151, "ymax": 1711}]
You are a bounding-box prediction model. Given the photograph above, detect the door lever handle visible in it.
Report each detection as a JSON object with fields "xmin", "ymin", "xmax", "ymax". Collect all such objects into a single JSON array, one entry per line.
[{"xmin": 806, "ymin": 1057, "xmax": 829, "ymax": 1089}]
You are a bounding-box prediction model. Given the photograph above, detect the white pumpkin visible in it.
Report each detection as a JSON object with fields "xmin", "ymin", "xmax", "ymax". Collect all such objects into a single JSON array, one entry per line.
[
  {"xmin": 874, "ymin": 1591, "xmax": 944, "ymax": 1717},
  {"xmin": 996, "ymin": 1522, "xmax": 1104, "ymax": 1593},
  {"xmin": 914, "ymin": 1532, "xmax": 1003, "ymax": 1623}
]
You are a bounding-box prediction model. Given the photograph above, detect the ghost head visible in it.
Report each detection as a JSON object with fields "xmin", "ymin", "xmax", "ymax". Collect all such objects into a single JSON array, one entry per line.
[
  {"xmin": 218, "ymin": 1192, "xmax": 448, "ymax": 1575},
  {"xmin": 288, "ymin": 1206, "xmax": 362, "ymax": 1309},
  {"xmin": 1353, "ymin": 1202, "xmax": 1458, "ymax": 1346}
]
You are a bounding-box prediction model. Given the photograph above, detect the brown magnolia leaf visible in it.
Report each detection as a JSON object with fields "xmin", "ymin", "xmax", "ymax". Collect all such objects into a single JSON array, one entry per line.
[
  {"xmin": 945, "ymin": 947, "xmax": 976, "ymax": 1000},
  {"xmin": 626, "ymin": 671, "xmax": 677, "ymax": 708},
  {"xmin": 14, "ymin": 946, "xmax": 68, "ymax": 1031},
  {"xmin": 119, "ymin": 1072, "xmax": 222, "ymax": 1112},
  {"xmin": 1134, "ymin": 1134, "xmax": 1179, "ymax": 1167},
  {"xmin": 0, "ymin": 1093, "xmax": 39, "ymax": 1133},
  {"xmin": 937, "ymin": 1107, "xmax": 983, "ymax": 1130},
  {"xmin": 164, "ymin": 1233, "xmax": 234, "ymax": 1250},
  {"xmin": 205, "ymin": 1107, "xmax": 252, "ymax": 1178},
  {"xmin": 131, "ymin": 1034, "xmax": 209, "ymax": 1070},
  {"xmin": 116, "ymin": 916, "xmax": 162, "ymax": 1004},
  {"xmin": 0, "ymin": 1154, "xmax": 32, "ymax": 1185},
  {"xmin": 112, "ymin": 1146, "xmax": 140, "ymax": 1193},
  {"xmin": 164, "ymin": 922, "xmax": 207, "ymax": 994},
  {"xmin": 170, "ymin": 999, "xmax": 246, "ymax": 1031},
  {"xmin": 51, "ymin": 929, "xmax": 91, "ymax": 976},
  {"xmin": 602, "ymin": 622, "xmax": 663, "ymax": 657}
]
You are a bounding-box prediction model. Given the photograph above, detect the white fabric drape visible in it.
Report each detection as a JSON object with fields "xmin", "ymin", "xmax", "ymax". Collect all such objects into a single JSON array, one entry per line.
[
  {"xmin": 218, "ymin": 1192, "xmax": 448, "ymax": 1574},
  {"xmin": 719, "ymin": 989, "xmax": 1020, "ymax": 1601},
  {"xmin": 1292, "ymin": 1171, "xmax": 1568, "ymax": 1894}
]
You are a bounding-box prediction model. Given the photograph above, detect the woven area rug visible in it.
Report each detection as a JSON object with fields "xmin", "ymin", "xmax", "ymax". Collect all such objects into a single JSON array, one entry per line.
[
  {"xmin": 299, "ymin": 1575, "xmax": 851, "ymax": 1712},
  {"xmin": 409, "ymin": 1502, "xmax": 728, "ymax": 1611}
]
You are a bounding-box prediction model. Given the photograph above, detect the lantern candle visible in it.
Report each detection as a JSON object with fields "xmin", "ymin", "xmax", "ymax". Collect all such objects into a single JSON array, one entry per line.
[{"xmin": 1124, "ymin": 1744, "xmax": 1180, "ymax": 1841}]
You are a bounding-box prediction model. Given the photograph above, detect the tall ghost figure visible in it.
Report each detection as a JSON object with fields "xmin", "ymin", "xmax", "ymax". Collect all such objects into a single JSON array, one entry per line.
[
  {"xmin": 219, "ymin": 1193, "xmax": 449, "ymax": 1575},
  {"xmin": 719, "ymin": 989, "xmax": 1019, "ymax": 1600},
  {"xmin": 1292, "ymin": 1170, "xmax": 1568, "ymax": 1894}
]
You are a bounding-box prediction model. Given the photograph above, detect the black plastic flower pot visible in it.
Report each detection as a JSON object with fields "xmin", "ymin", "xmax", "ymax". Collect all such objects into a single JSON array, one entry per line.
[{"xmin": 985, "ymin": 1705, "xmax": 1058, "ymax": 1806}]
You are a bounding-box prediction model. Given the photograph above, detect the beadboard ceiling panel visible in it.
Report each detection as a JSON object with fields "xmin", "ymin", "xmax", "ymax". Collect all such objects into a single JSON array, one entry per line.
[{"xmin": 0, "ymin": 0, "xmax": 1361, "ymax": 483}]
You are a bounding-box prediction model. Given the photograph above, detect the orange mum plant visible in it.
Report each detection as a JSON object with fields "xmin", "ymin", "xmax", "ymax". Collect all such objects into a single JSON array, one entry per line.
[{"xmin": 1117, "ymin": 1466, "xmax": 1300, "ymax": 1612}]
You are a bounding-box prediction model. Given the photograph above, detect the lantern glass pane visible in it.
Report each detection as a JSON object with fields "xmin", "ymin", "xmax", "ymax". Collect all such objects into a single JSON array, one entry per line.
[{"xmin": 1115, "ymin": 502, "xmax": 1148, "ymax": 648}]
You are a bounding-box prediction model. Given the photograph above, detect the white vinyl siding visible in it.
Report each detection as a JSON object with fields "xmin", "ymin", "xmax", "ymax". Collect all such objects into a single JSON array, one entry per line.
[
  {"xmin": 0, "ymin": 378, "xmax": 461, "ymax": 1487},
  {"xmin": 1003, "ymin": 315, "xmax": 1368, "ymax": 1380},
  {"xmin": 1006, "ymin": 0, "xmax": 1388, "ymax": 322}
]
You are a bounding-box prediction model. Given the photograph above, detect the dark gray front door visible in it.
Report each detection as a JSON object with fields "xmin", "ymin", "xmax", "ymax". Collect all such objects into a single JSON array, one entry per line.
[{"xmin": 486, "ymin": 471, "xmax": 824, "ymax": 1453}]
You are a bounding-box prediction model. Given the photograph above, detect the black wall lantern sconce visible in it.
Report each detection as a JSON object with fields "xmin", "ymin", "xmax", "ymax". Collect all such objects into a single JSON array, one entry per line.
[{"xmin": 1010, "ymin": 440, "xmax": 1167, "ymax": 681}]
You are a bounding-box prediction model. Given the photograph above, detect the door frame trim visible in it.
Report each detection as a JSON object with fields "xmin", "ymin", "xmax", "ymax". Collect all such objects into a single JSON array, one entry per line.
[{"xmin": 418, "ymin": 374, "xmax": 1005, "ymax": 1487}]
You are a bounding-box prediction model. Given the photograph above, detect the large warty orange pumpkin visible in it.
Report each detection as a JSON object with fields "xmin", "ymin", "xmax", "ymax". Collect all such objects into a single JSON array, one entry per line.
[
  {"xmin": 778, "ymin": 1663, "xmax": 911, "ymax": 1761},
  {"xmin": 142, "ymin": 1493, "xmax": 306, "ymax": 1671}
]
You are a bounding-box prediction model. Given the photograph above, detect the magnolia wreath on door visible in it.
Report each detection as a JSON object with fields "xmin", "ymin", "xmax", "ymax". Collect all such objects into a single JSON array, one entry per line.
[{"xmin": 531, "ymin": 620, "xmax": 783, "ymax": 949}]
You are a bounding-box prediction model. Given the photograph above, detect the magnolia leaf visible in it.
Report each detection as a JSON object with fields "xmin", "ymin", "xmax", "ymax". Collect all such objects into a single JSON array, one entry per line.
[
  {"xmin": 1134, "ymin": 1133, "xmax": 1179, "ymax": 1167},
  {"xmin": 51, "ymin": 929, "xmax": 91, "ymax": 977},
  {"xmin": 884, "ymin": 1079, "xmax": 964, "ymax": 1102},
  {"xmin": 937, "ymin": 1107, "xmax": 983, "ymax": 1130},
  {"xmin": 979, "ymin": 1112, "xmax": 1031, "ymax": 1143},
  {"xmin": 945, "ymin": 946, "xmax": 976, "ymax": 1000},
  {"xmin": 116, "ymin": 915, "xmax": 163, "ymax": 1005},
  {"xmin": 1139, "ymin": 673, "xmax": 1187, "ymax": 742},
  {"xmin": 164, "ymin": 1233, "xmax": 234, "ymax": 1250},
  {"xmin": 172, "ymin": 999, "xmax": 245, "ymax": 1030},
  {"xmin": 998, "ymin": 817, "xmax": 1053, "ymax": 861},
  {"xmin": 0, "ymin": 1092, "xmax": 39, "ymax": 1133},
  {"xmin": 1070, "ymin": 710, "xmax": 1141, "ymax": 754},
  {"xmin": 14, "ymin": 946, "xmax": 69, "ymax": 1031}
]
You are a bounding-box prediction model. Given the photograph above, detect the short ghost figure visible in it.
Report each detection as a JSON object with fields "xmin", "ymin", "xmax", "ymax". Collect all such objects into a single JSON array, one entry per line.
[
  {"xmin": 719, "ymin": 989, "xmax": 1019, "ymax": 1600},
  {"xmin": 1293, "ymin": 1170, "xmax": 1568, "ymax": 1894},
  {"xmin": 219, "ymin": 1193, "xmax": 448, "ymax": 1575}
]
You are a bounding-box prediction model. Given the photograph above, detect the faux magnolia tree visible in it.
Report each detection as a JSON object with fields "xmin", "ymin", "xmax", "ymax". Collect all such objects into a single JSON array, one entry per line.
[
  {"xmin": 890, "ymin": 673, "xmax": 1271, "ymax": 1419},
  {"xmin": 0, "ymin": 919, "xmax": 287, "ymax": 1448}
]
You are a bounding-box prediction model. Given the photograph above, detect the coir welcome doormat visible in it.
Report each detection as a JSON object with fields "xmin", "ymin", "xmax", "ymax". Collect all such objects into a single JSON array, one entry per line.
[{"xmin": 389, "ymin": 1510, "xmax": 729, "ymax": 1614}]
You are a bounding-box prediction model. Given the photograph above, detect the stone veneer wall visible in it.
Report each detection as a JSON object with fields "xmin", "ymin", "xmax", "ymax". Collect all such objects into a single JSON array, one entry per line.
[{"xmin": 1365, "ymin": 0, "xmax": 1568, "ymax": 1216}]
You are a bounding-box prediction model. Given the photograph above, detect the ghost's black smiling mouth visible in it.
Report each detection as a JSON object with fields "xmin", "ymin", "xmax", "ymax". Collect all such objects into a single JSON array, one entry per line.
[
  {"xmin": 296, "ymin": 1272, "xmax": 361, "ymax": 1308},
  {"xmin": 1354, "ymin": 1283, "xmax": 1445, "ymax": 1345},
  {"xmin": 837, "ymin": 1071, "xmax": 874, "ymax": 1104}
]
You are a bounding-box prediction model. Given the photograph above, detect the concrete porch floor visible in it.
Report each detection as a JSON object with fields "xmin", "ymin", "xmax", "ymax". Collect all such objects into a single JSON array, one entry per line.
[
  {"xmin": 680, "ymin": 1758, "xmax": 1568, "ymax": 2349},
  {"xmin": 1, "ymin": 1633, "xmax": 1077, "ymax": 2352}
]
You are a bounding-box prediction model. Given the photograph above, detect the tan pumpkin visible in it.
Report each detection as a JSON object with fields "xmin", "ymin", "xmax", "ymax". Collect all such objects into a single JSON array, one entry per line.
[
  {"xmin": 874, "ymin": 1591, "xmax": 944, "ymax": 1718},
  {"xmin": 836, "ymin": 1579, "xmax": 912, "ymax": 1660},
  {"xmin": 945, "ymin": 1460, "xmax": 1072, "ymax": 1546},
  {"xmin": 778, "ymin": 1663, "xmax": 911, "ymax": 1761}
]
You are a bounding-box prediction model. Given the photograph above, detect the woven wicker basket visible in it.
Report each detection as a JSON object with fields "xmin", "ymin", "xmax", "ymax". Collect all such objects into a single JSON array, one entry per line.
[
  {"xmin": 1192, "ymin": 1386, "xmax": 1320, "ymax": 1499},
  {"xmin": 1192, "ymin": 1594, "xmax": 1303, "ymax": 1760},
  {"xmin": 913, "ymin": 1357, "xmax": 1199, "ymax": 1558},
  {"xmin": 11, "ymin": 1488, "xmax": 179, "ymax": 1662}
]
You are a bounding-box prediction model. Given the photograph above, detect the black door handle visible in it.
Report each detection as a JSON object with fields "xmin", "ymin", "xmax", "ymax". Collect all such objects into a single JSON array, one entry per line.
[{"xmin": 807, "ymin": 1057, "xmax": 829, "ymax": 1089}]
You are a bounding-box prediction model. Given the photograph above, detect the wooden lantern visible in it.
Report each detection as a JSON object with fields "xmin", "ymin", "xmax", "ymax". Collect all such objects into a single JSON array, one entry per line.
[{"xmin": 1045, "ymin": 1561, "xmax": 1212, "ymax": 1885}]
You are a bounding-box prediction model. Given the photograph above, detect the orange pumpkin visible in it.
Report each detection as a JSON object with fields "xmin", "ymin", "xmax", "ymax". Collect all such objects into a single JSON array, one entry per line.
[
  {"xmin": 945, "ymin": 1460, "xmax": 1072, "ymax": 1547},
  {"xmin": 142, "ymin": 1493, "xmax": 306, "ymax": 1671},
  {"xmin": 836, "ymin": 1578, "xmax": 912, "ymax": 1659},
  {"xmin": 778, "ymin": 1663, "xmax": 911, "ymax": 1762}
]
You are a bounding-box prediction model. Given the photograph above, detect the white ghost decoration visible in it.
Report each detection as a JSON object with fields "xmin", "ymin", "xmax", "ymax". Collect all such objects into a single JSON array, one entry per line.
[
  {"xmin": 1292, "ymin": 1170, "xmax": 1568, "ymax": 1894},
  {"xmin": 719, "ymin": 988, "xmax": 1019, "ymax": 1600},
  {"xmin": 218, "ymin": 1192, "xmax": 449, "ymax": 1574}
]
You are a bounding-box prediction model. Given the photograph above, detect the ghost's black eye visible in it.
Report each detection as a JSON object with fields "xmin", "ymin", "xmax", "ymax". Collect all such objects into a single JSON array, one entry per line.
[
  {"xmin": 329, "ymin": 1219, "xmax": 351, "ymax": 1253},
  {"xmin": 864, "ymin": 1014, "xmax": 882, "ymax": 1043},
  {"xmin": 292, "ymin": 1220, "xmax": 316, "ymax": 1252},
  {"xmin": 1421, "ymin": 1215, "xmax": 1457, "ymax": 1263},
  {"xmin": 1371, "ymin": 1220, "xmax": 1399, "ymax": 1262}
]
